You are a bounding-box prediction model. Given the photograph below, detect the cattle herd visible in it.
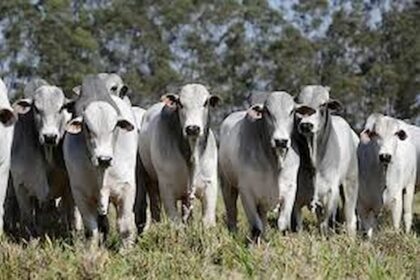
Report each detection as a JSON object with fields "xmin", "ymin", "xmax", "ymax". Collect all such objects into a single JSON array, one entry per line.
[{"xmin": 0, "ymin": 74, "xmax": 418, "ymax": 248}]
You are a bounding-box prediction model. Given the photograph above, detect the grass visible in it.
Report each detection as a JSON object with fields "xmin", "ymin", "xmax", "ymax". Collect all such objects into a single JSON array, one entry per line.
[{"xmin": 0, "ymin": 194, "xmax": 419, "ymax": 279}]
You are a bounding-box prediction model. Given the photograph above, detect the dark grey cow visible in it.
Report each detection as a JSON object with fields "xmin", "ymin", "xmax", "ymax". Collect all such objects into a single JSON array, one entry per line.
[
  {"xmin": 292, "ymin": 85, "xmax": 359, "ymax": 236},
  {"xmin": 63, "ymin": 74, "xmax": 137, "ymax": 247},
  {"xmin": 219, "ymin": 91, "xmax": 300, "ymax": 241},
  {"xmin": 137, "ymin": 84, "xmax": 220, "ymax": 227},
  {"xmin": 11, "ymin": 79, "xmax": 76, "ymax": 235}
]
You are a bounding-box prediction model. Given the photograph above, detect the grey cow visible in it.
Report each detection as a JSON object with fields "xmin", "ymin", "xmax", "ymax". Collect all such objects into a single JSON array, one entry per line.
[
  {"xmin": 292, "ymin": 85, "xmax": 359, "ymax": 236},
  {"xmin": 358, "ymin": 114, "xmax": 417, "ymax": 237},
  {"xmin": 11, "ymin": 79, "xmax": 75, "ymax": 235},
  {"xmin": 219, "ymin": 91, "xmax": 300, "ymax": 241},
  {"xmin": 137, "ymin": 84, "xmax": 220, "ymax": 227},
  {"xmin": 0, "ymin": 78, "xmax": 17, "ymax": 234},
  {"xmin": 63, "ymin": 74, "xmax": 138, "ymax": 247}
]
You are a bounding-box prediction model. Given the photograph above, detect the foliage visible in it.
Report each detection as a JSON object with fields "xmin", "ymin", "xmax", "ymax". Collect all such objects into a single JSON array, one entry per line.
[{"xmin": 0, "ymin": 0, "xmax": 419, "ymax": 127}]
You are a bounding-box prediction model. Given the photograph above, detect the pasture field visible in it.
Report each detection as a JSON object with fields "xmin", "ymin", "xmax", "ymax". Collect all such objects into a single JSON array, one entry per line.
[{"xmin": 0, "ymin": 194, "xmax": 419, "ymax": 280}]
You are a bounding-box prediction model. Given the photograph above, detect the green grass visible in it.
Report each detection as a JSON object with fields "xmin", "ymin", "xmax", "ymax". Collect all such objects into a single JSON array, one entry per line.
[{"xmin": 0, "ymin": 194, "xmax": 419, "ymax": 279}]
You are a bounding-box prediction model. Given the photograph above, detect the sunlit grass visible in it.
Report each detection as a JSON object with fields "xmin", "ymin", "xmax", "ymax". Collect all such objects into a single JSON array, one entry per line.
[{"xmin": 0, "ymin": 193, "xmax": 418, "ymax": 279}]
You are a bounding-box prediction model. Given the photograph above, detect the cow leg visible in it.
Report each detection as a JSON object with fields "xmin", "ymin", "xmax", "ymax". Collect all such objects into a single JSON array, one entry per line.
[
  {"xmin": 148, "ymin": 181, "xmax": 161, "ymax": 222},
  {"xmin": 359, "ymin": 207, "xmax": 376, "ymax": 239},
  {"xmin": 241, "ymin": 192, "xmax": 264, "ymax": 244},
  {"xmin": 402, "ymin": 185, "xmax": 414, "ymax": 233},
  {"xmin": 0, "ymin": 172, "xmax": 8, "ymax": 234},
  {"xmin": 159, "ymin": 182, "xmax": 179, "ymax": 223},
  {"xmin": 318, "ymin": 191, "xmax": 339, "ymax": 236},
  {"xmin": 390, "ymin": 192, "xmax": 403, "ymax": 231},
  {"xmin": 220, "ymin": 178, "xmax": 238, "ymax": 232},
  {"xmin": 201, "ymin": 179, "xmax": 217, "ymax": 228},
  {"xmin": 72, "ymin": 191, "xmax": 99, "ymax": 247},
  {"xmin": 134, "ymin": 157, "xmax": 148, "ymax": 233},
  {"xmin": 342, "ymin": 177, "xmax": 358, "ymax": 236},
  {"xmin": 14, "ymin": 186, "xmax": 36, "ymax": 237},
  {"xmin": 115, "ymin": 190, "xmax": 137, "ymax": 248},
  {"xmin": 291, "ymin": 204, "xmax": 303, "ymax": 233},
  {"xmin": 277, "ymin": 190, "xmax": 295, "ymax": 233}
]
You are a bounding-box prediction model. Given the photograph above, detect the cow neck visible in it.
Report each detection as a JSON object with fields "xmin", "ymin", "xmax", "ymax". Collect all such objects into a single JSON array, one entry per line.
[
  {"xmin": 260, "ymin": 120, "xmax": 283, "ymax": 170},
  {"xmin": 308, "ymin": 111, "xmax": 336, "ymax": 169}
]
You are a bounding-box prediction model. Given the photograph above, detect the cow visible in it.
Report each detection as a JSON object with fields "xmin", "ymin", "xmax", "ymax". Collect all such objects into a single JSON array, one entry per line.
[
  {"xmin": 137, "ymin": 83, "xmax": 220, "ymax": 227},
  {"xmin": 358, "ymin": 114, "xmax": 417, "ymax": 237},
  {"xmin": 0, "ymin": 78, "xmax": 17, "ymax": 234},
  {"xmin": 405, "ymin": 123, "xmax": 420, "ymax": 192},
  {"xmin": 63, "ymin": 74, "xmax": 138, "ymax": 247},
  {"xmin": 11, "ymin": 79, "xmax": 76, "ymax": 236},
  {"xmin": 219, "ymin": 91, "xmax": 300, "ymax": 242},
  {"xmin": 292, "ymin": 85, "xmax": 359, "ymax": 236}
]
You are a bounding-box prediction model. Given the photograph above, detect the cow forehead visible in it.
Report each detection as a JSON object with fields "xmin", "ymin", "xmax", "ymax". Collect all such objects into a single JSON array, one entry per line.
[
  {"xmin": 374, "ymin": 116, "xmax": 400, "ymax": 135},
  {"xmin": 84, "ymin": 101, "xmax": 118, "ymax": 132},
  {"xmin": 297, "ymin": 85, "xmax": 330, "ymax": 108},
  {"xmin": 34, "ymin": 86, "xmax": 65, "ymax": 110},
  {"xmin": 82, "ymin": 75, "xmax": 108, "ymax": 94},
  {"xmin": 365, "ymin": 113, "xmax": 384, "ymax": 131},
  {"xmin": 179, "ymin": 84, "xmax": 210, "ymax": 106},
  {"xmin": 265, "ymin": 91, "xmax": 294, "ymax": 114},
  {"xmin": 99, "ymin": 73, "xmax": 124, "ymax": 89}
]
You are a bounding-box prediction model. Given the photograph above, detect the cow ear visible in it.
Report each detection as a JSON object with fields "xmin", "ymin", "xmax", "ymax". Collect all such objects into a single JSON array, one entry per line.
[
  {"xmin": 116, "ymin": 118, "xmax": 135, "ymax": 131},
  {"xmin": 119, "ymin": 85, "xmax": 128, "ymax": 97},
  {"xmin": 72, "ymin": 85, "xmax": 81, "ymax": 96},
  {"xmin": 396, "ymin": 129, "xmax": 407, "ymax": 141},
  {"xmin": 360, "ymin": 129, "xmax": 371, "ymax": 144},
  {"xmin": 326, "ymin": 99, "xmax": 342, "ymax": 112},
  {"xmin": 66, "ymin": 116, "xmax": 83, "ymax": 134},
  {"xmin": 208, "ymin": 95, "xmax": 221, "ymax": 107},
  {"xmin": 161, "ymin": 93, "xmax": 179, "ymax": 108},
  {"xmin": 0, "ymin": 108, "xmax": 17, "ymax": 127},
  {"xmin": 13, "ymin": 98, "xmax": 33, "ymax": 115},
  {"xmin": 247, "ymin": 104, "xmax": 264, "ymax": 120}
]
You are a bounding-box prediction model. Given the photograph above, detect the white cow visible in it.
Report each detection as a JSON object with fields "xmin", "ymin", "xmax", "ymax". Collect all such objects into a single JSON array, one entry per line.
[
  {"xmin": 292, "ymin": 85, "xmax": 359, "ymax": 236},
  {"xmin": 405, "ymin": 123, "xmax": 420, "ymax": 191},
  {"xmin": 0, "ymin": 78, "xmax": 17, "ymax": 234},
  {"xmin": 219, "ymin": 91, "xmax": 300, "ymax": 241},
  {"xmin": 358, "ymin": 114, "xmax": 417, "ymax": 237},
  {"xmin": 63, "ymin": 75, "xmax": 138, "ymax": 247},
  {"xmin": 137, "ymin": 84, "xmax": 220, "ymax": 227}
]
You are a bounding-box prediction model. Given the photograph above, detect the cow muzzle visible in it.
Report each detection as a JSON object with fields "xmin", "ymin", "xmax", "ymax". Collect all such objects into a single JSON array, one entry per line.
[
  {"xmin": 185, "ymin": 125, "xmax": 201, "ymax": 137},
  {"xmin": 42, "ymin": 133, "xmax": 59, "ymax": 146},
  {"xmin": 273, "ymin": 138, "xmax": 288, "ymax": 149},
  {"xmin": 299, "ymin": 122, "xmax": 314, "ymax": 134},
  {"xmin": 379, "ymin": 153, "xmax": 392, "ymax": 165},
  {"xmin": 97, "ymin": 156, "xmax": 113, "ymax": 168}
]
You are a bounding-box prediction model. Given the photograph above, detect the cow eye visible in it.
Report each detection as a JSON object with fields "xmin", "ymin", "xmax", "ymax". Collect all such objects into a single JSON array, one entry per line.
[{"xmin": 110, "ymin": 85, "xmax": 118, "ymax": 92}]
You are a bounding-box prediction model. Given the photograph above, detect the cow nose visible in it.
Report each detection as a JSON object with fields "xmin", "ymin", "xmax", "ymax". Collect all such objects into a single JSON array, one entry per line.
[
  {"xmin": 185, "ymin": 125, "xmax": 200, "ymax": 136},
  {"xmin": 97, "ymin": 156, "xmax": 112, "ymax": 168},
  {"xmin": 299, "ymin": 122, "xmax": 314, "ymax": 133},
  {"xmin": 43, "ymin": 133, "xmax": 58, "ymax": 145},
  {"xmin": 379, "ymin": 153, "xmax": 392, "ymax": 164},
  {"xmin": 273, "ymin": 138, "xmax": 288, "ymax": 149}
]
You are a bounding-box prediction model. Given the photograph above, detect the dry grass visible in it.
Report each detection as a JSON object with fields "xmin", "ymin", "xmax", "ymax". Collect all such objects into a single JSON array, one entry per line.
[{"xmin": 0, "ymin": 194, "xmax": 419, "ymax": 279}]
